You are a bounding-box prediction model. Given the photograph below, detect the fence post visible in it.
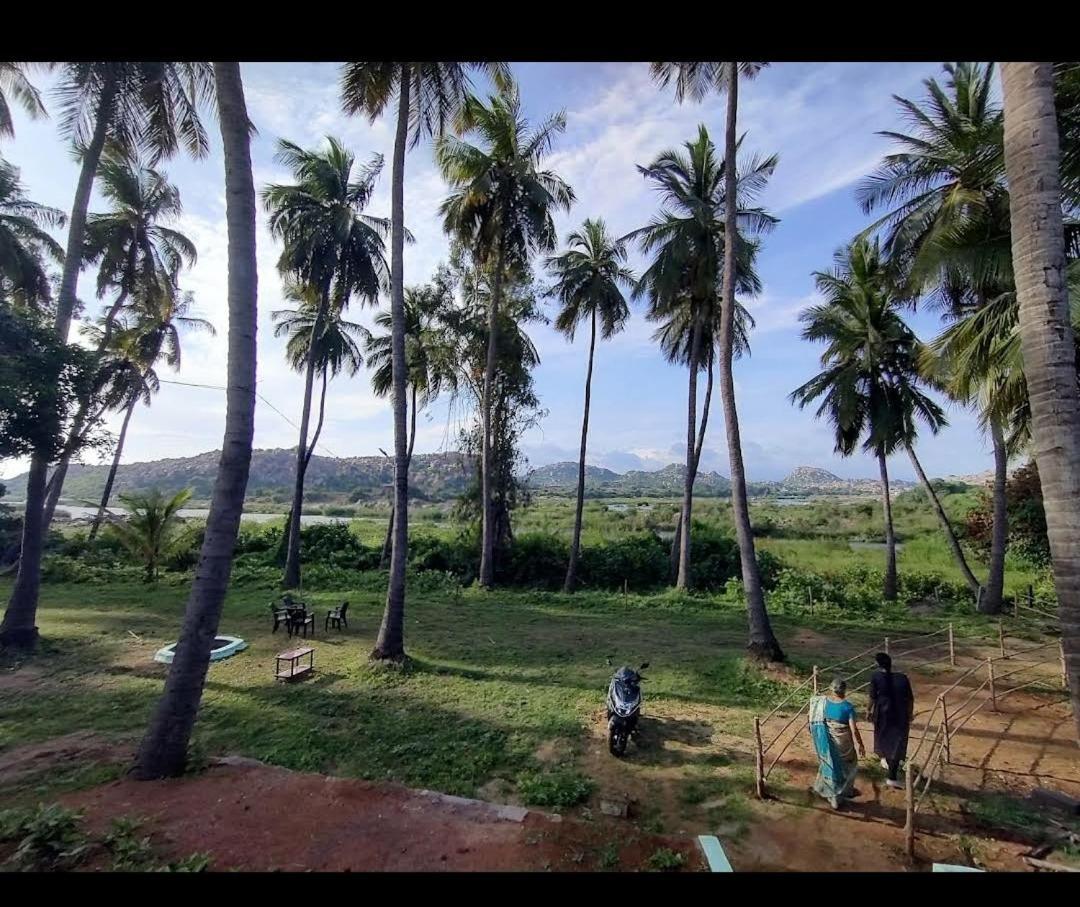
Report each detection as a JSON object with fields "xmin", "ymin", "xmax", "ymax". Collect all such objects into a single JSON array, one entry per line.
[
  {"xmin": 884, "ymin": 636, "xmax": 890, "ymax": 655},
  {"xmin": 904, "ymin": 762, "xmax": 916, "ymax": 859},
  {"xmin": 753, "ymin": 717, "xmax": 765, "ymax": 799},
  {"xmin": 948, "ymin": 623, "xmax": 955, "ymax": 667},
  {"xmin": 812, "ymin": 664, "xmax": 819, "ymax": 694},
  {"xmin": 808, "ymin": 587, "xmax": 814, "ymax": 615},
  {"xmin": 1061, "ymin": 640, "xmax": 1069, "ymax": 691},
  {"xmin": 939, "ymin": 695, "xmax": 951, "ymax": 764},
  {"xmin": 987, "ymin": 657, "xmax": 997, "ymax": 711},
  {"xmin": 998, "ymin": 621, "xmax": 1006, "ymax": 658}
]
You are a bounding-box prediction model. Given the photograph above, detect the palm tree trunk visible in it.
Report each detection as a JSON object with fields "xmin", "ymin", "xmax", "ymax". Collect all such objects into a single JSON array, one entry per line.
[
  {"xmin": 88, "ymin": 396, "xmax": 137, "ymax": 542},
  {"xmin": 381, "ymin": 386, "xmax": 416, "ymax": 569},
  {"xmin": 304, "ymin": 368, "xmax": 328, "ymax": 473},
  {"xmin": 565, "ymin": 309, "xmax": 597, "ymax": 593},
  {"xmin": 372, "ymin": 67, "xmax": 411, "ymax": 661},
  {"xmin": 981, "ymin": 421, "xmax": 1009, "ymax": 614},
  {"xmin": 133, "ymin": 61, "xmax": 258, "ymax": 778},
  {"xmin": 1000, "ymin": 61, "xmax": 1080, "ymax": 737},
  {"xmin": 676, "ymin": 311, "xmax": 704, "ymax": 590},
  {"xmin": 282, "ymin": 297, "xmax": 327, "ymax": 590},
  {"xmin": 718, "ymin": 64, "xmax": 783, "ymax": 660},
  {"xmin": 479, "ymin": 236, "xmax": 506, "ymax": 589},
  {"xmin": 0, "ymin": 457, "xmax": 48, "ymax": 648},
  {"xmin": 879, "ymin": 451, "xmax": 898, "ymax": 601},
  {"xmin": 671, "ymin": 357, "xmax": 714, "ymax": 580},
  {"xmin": 905, "ymin": 443, "xmax": 980, "ymax": 595}
]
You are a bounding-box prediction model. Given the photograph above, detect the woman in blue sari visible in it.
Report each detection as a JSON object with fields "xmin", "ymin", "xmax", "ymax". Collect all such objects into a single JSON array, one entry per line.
[{"xmin": 809, "ymin": 677, "xmax": 865, "ymax": 809}]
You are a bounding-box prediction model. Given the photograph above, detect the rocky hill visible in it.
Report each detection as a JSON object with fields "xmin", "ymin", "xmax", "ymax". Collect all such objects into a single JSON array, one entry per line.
[
  {"xmin": 777, "ymin": 465, "xmax": 913, "ymax": 495},
  {"xmin": 526, "ymin": 462, "xmax": 620, "ymax": 488}
]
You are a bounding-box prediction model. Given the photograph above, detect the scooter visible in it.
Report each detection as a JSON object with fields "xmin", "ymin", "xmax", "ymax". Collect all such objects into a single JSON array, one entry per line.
[{"xmin": 605, "ymin": 661, "xmax": 648, "ymax": 756}]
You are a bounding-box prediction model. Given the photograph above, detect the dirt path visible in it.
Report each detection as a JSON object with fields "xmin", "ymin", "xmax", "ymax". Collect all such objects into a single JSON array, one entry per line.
[{"xmin": 59, "ymin": 758, "xmax": 704, "ymax": 872}]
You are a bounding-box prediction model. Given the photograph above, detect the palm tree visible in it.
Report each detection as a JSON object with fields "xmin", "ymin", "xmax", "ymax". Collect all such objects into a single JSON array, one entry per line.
[
  {"xmin": 339, "ymin": 62, "xmax": 511, "ymax": 661},
  {"xmin": 106, "ymin": 488, "xmax": 191, "ymax": 582},
  {"xmin": 791, "ymin": 238, "xmax": 947, "ymax": 601},
  {"xmin": 999, "ymin": 61, "xmax": 1080, "ymax": 738},
  {"xmin": 0, "ymin": 159, "xmax": 64, "ymax": 307},
  {"xmin": 547, "ymin": 219, "xmax": 634, "ymax": 592},
  {"xmin": 627, "ymin": 126, "xmax": 776, "ymax": 600},
  {"xmin": 88, "ymin": 280, "xmax": 215, "ymax": 541},
  {"xmin": 41, "ymin": 145, "xmax": 198, "ymax": 531},
  {"xmin": 0, "ymin": 62, "xmax": 51, "ymax": 139},
  {"xmin": 436, "ymin": 85, "xmax": 575, "ymax": 588},
  {"xmin": 649, "ymin": 62, "xmax": 782, "ymax": 660},
  {"xmin": 364, "ymin": 278, "xmax": 455, "ymax": 566},
  {"xmin": 133, "ymin": 61, "xmax": 258, "ymax": 778},
  {"xmin": 262, "ymin": 137, "xmax": 389, "ymax": 590},
  {"xmin": 857, "ymin": 62, "xmax": 1007, "ymax": 609},
  {"xmin": 272, "ymin": 280, "xmax": 365, "ymax": 518}
]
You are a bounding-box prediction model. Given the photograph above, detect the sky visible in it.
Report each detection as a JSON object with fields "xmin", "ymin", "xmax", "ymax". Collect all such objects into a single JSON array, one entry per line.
[{"xmin": 1, "ymin": 61, "xmax": 996, "ymax": 485}]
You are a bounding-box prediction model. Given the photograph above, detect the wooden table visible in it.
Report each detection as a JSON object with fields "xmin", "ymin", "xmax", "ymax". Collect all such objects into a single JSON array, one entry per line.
[{"xmin": 275, "ymin": 646, "xmax": 314, "ymax": 683}]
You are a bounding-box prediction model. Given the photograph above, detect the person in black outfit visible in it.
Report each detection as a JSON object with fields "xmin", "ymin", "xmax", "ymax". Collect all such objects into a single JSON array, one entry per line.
[{"xmin": 868, "ymin": 652, "xmax": 914, "ymax": 789}]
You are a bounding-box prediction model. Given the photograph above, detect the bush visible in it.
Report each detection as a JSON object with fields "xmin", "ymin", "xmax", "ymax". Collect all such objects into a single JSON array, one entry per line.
[
  {"xmin": 516, "ymin": 769, "xmax": 594, "ymax": 809},
  {"xmin": 408, "ymin": 532, "xmax": 477, "ymax": 584},
  {"xmin": 579, "ymin": 533, "xmax": 667, "ymax": 590},
  {"xmin": 497, "ymin": 532, "xmax": 569, "ymax": 589}
]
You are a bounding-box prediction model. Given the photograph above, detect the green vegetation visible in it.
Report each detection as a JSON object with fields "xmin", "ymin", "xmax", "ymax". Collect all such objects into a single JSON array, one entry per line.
[{"xmin": 646, "ymin": 847, "xmax": 686, "ymax": 871}]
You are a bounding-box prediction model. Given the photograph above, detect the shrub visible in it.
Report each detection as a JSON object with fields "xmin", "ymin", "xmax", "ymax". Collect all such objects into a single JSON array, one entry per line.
[
  {"xmin": 516, "ymin": 769, "xmax": 594, "ymax": 808},
  {"xmin": 497, "ymin": 532, "xmax": 569, "ymax": 589},
  {"xmin": 0, "ymin": 804, "xmax": 89, "ymax": 871},
  {"xmin": 579, "ymin": 533, "xmax": 667, "ymax": 590}
]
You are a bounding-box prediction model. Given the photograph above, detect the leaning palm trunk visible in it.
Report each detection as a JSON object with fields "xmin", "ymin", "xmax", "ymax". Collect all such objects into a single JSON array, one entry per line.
[
  {"xmin": 133, "ymin": 61, "xmax": 258, "ymax": 777},
  {"xmin": 478, "ymin": 239, "xmax": 506, "ymax": 589},
  {"xmin": 719, "ymin": 64, "xmax": 783, "ymax": 660},
  {"xmin": 0, "ymin": 458, "xmax": 49, "ymax": 648},
  {"xmin": 878, "ymin": 451, "xmax": 898, "ymax": 601},
  {"xmin": 565, "ymin": 310, "xmax": 598, "ymax": 593},
  {"xmin": 373, "ymin": 68, "xmax": 411, "ymax": 661},
  {"xmin": 381, "ymin": 386, "xmax": 416, "ymax": 569},
  {"xmin": 1001, "ymin": 61, "xmax": 1080, "ymax": 737},
  {"xmin": 670, "ymin": 358, "xmax": 714, "ymax": 580},
  {"xmin": 905, "ymin": 444, "xmax": 981, "ymax": 595},
  {"xmin": 88, "ymin": 397, "xmax": 137, "ymax": 542},
  {"xmin": 282, "ymin": 296, "xmax": 328, "ymax": 589},
  {"xmin": 5, "ymin": 79, "xmax": 119, "ymax": 636},
  {"xmin": 982, "ymin": 422, "xmax": 1009, "ymax": 614},
  {"xmin": 676, "ymin": 310, "xmax": 705, "ymax": 590}
]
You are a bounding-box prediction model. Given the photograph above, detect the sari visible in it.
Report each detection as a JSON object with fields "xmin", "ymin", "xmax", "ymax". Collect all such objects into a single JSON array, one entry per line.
[{"xmin": 809, "ymin": 695, "xmax": 858, "ymax": 808}]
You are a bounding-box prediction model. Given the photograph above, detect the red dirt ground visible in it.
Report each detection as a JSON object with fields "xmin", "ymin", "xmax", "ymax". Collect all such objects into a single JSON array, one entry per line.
[{"xmin": 59, "ymin": 758, "xmax": 705, "ymax": 872}]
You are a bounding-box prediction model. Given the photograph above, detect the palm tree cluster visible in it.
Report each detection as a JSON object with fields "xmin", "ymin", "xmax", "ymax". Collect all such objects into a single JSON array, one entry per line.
[{"xmin": 2, "ymin": 60, "xmax": 1079, "ymax": 776}]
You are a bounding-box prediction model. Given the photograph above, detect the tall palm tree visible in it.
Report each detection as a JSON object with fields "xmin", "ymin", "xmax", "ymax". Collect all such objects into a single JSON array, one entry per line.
[
  {"xmin": 364, "ymin": 278, "xmax": 455, "ymax": 566},
  {"xmin": 3, "ymin": 63, "xmax": 214, "ymax": 651},
  {"xmin": 41, "ymin": 145, "xmax": 198, "ymax": 531},
  {"xmin": 627, "ymin": 126, "xmax": 777, "ymax": 607},
  {"xmin": 262, "ymin": 137, "xmax": 389, "ymax": 590},
  {"xmin": 0, "ymin": 62, "xmax": 51, "ymax": 139},
  {"xmin": 547, "ymin": 218, "xmax": 634, "ymax": 592},
  {"xmin": 0, "ymin": 159, "xmax": 64, "ymax": 307},
  {"xmin": 857, "ymin": 62, "xmax": 1007, "ymax": 609},
  {"xmin": 791, "ymin": 238, "xmax": 947, "ymax": 602},
  {"xmin": 1000, "ymin": 61, "xmax": 1080, "ymax": 738},
  {"xmin": 339, "ymin": 62, "xmax": 510, "ymax": 661},
  {"xmin": 88, "ymin": 280, "xmax": 215, "ymax": 541},
  {"xmin": 436, "ymin": 85, "xmax": 575, "ymax": 588},
  {"xmin": 272, "ymin": 280, "xmax": 365, "ymax": 505},
  {"xmin": 133, "ymin": 61, "xmax": 258, "ymax": 778},
  {"xmin": 650, "ymin": 62, "xmax": 782, "ymax": 660}
]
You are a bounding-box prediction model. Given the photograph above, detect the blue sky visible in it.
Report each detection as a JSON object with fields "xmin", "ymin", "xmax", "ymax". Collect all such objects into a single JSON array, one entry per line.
[{"xmin": 1, "ymin": 62, "xmax": 994, "ymax": 483}]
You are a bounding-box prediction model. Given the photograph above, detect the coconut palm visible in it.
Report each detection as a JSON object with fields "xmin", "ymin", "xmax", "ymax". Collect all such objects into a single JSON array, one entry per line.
[
  {"xmin": 436, "ymin": 85, "xmax": 575, "ymax": 589},
  {"xmin": 791, "ymin": 238, "xmax": 947, "ymax": 601},
  {"xmin": 1000, "ymin": 61, "xmax": 1080, "ymax": 737},
  {"xmin": 0, "ymin": 159, "xmax": 64, "ymax": 307},
  {"xmin": 650, "ymin": 62, "xmax": 782, "ymax": 660},
  {"xmin": 856, "ymin": 62, "xmax": 1007, "ymax": 609},
  {"xmin": 365, "ymin": 278, "xmax": 455, "ymax": 566},
  {"xmin": 262, "ymin": 136, "xmax": 389, "ymax": 590},
  {"xmin": 0, "ymin": 62, "xmax": 51, "ymax": 139},
  {"xmin": 88, "ymin": 279, "xmax": 215, "ymax": 541},
  {"xmin": 272, "ymin": 280, "xmax": 365, "ymax": 516},
  {"xmin": 339, "ymin": 61, "xmax": 511, "ymax": 661},
  {"xmin": 627, "ymin": 126, "xmax": 777, "ymax": 602},
  {"xmin": 133, "ymin": 61, "xmax": 258, "ymax": 777},
  {"xmin": 546, "ymin": 219, "xmax": 634, "ymax": 592},
  {"xmin": 41, "ymin": 146, "xmax": 198, "ymax": 531},
  {"xmin": 107, "ymin": 487, "xmax": 191, "ymax": 583}
]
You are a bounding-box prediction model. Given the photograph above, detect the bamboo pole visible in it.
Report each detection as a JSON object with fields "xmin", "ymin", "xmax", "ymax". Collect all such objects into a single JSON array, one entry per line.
[
  {"xmin": 884, "ymin": 636, "xmax": 890, "ymax": 655},
  {"xmin": 988, "ymin": 658, "xmax": 997, "ymax": 712},
  {"xmin": 1061, "ymin": 641, "xmax": 1069, "ymax": 691},
  {"xmin": 812, "ymin": 664, "xmax": 819, "ymax": 695},
  {"xmin": 904, "ymin": 763, "xmax": 915, "ymax": 859},
  {"xmin": 999, "ymin": 621, "xmax": 1006, "ymax": 657},
  {"xmin": 940, "ymin": 695, "xmax": 951, "ymax": 764},
  {"xmin": 753, "ymin": 717, "xmax": 765, "ymax": 799},
  {"xmin": 948, "ymin": 623, "xmax": 955, "ymax": 666}
]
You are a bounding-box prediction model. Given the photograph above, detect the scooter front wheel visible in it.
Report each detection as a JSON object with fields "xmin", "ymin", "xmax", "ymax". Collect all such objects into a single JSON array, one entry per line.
[{"xmin": 609, "ymin": 727, "xmax": 628, "ymax": 757}]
